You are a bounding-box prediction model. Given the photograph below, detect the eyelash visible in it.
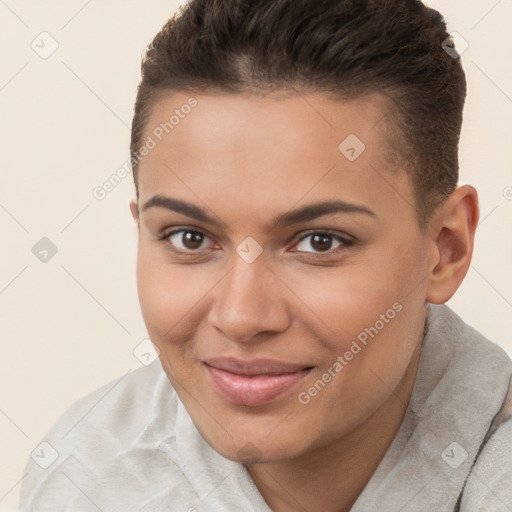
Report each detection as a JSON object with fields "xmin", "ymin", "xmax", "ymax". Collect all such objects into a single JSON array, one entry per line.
[
  {"xmin": 157, "ymin": 227, "xmax": 354, "ymax": 259},
  {"xmin": 291, "ymin": 230, "xmax": 354, "ymax": 258}
]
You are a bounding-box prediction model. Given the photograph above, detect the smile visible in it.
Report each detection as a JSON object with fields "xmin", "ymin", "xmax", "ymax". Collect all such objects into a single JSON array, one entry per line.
[{"xmin": 204, "ymin": 358, "xmax": 313, "ymax": 407}]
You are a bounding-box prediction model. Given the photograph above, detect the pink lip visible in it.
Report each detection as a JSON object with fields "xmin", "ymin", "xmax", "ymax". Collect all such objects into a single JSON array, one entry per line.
[{"xmin": 204, "ymin": 357, "xmax": 312, "ymax": 406}]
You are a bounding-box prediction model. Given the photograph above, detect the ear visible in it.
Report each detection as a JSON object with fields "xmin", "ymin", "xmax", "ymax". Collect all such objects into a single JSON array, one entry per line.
[
  {"xmin": 129, "ymin": 199, "xmax": 139, "ymax": 227},
  {"xmin": 425, "ymin": 185, "xmax": 479, "ymax": 304}
]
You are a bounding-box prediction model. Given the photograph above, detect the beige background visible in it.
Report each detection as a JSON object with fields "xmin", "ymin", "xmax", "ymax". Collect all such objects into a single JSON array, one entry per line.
[{"xmin": 0, "ymin": 1, "xmax": 511, "ymax": 510}]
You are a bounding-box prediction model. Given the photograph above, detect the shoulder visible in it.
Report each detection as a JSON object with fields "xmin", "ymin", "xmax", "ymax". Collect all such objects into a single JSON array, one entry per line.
[
  {"xmin": 425, "ymin": 304, "xmax": 512, "ymax": 383},
  {"xmin": 31, "ymin": 360, "xmax": 174, "ymax": 447},
  {"xmin": 427, "ymin": 304, "xmax": 510, "ymax": 358},
  {"xmin": 461, "ymin": 419, "xmax": 512, "ymax": 511},
  {"xmin": 19, "ymin": 361, "xmax": 186, "ymax": 511}
]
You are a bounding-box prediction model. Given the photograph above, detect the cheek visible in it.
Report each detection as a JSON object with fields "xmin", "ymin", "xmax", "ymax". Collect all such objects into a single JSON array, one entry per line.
[
  {"xmin": 136, "ymin": 245, "xmax": 209, "ymax": 347},
  {"xmin": 294, "ymin": 296, "xmax": 423, "ymax": 441},
  {"xmin": 285, "ymin": 247, "xmax": 426, "ymax": 403},
  {"xmin": 282, "ymin": 253, "xmax": 418, "ymax": 349}
]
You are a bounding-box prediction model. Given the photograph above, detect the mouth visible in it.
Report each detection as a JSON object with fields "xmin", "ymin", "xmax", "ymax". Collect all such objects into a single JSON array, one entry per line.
[{"xmin": 204, "ymin": 357, "xmax": 313, "ymax": 407}]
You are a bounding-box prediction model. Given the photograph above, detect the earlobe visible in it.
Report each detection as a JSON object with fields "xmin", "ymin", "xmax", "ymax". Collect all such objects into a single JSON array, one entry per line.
[{"xmin": 425, "ymin": 185, "xmax": 479, "ymax": 304}]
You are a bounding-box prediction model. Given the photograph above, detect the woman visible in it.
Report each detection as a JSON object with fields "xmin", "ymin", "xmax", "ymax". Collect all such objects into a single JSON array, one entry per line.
[{"xmin": 20, "ymin": 1, "xmax": 512, "ymax": 510}]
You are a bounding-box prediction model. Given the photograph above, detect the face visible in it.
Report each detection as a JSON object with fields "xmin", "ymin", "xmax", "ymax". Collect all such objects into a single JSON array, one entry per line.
[{"xmin": 131, "ymin": 90, "xmax": 433, "ymax": 463}]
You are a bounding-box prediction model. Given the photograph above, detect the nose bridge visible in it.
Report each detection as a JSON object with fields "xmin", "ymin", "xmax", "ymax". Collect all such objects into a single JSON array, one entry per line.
[{"xmin": 210, "ymin": 252, "xmax": 289, "ymax": 341}]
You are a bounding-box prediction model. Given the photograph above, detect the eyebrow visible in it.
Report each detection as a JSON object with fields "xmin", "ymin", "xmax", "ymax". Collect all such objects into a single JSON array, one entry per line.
[{"xmin": 141, "ymin": 195, "xmax": 376, "ymax": 228}]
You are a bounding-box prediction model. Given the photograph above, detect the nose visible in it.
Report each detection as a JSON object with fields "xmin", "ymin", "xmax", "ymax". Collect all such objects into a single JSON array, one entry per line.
[{"xmin": 208, "ymin": 253, "xmax": 291, "ymax": 344}]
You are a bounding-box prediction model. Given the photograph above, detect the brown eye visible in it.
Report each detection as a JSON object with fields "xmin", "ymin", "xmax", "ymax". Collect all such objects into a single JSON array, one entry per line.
[
  {"xmin": 167, "ymin": 229, "xmax": 212, "ymax": 251},
  {"xmin": 293, "ymin": 231, "xmax": 352, "ymax": 254},
  {"xmin": 181, "ymin": 231, "xmax": 204, "ymax": 249},
  {"xmin": 310, "ymin": 234, "xmax": 333, "ymax": 252}
]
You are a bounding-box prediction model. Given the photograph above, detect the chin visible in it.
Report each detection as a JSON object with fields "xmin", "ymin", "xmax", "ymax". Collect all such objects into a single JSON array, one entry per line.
[{"xmin": 201, "ymin": 427, "xmax": 306, "ymax": 465}]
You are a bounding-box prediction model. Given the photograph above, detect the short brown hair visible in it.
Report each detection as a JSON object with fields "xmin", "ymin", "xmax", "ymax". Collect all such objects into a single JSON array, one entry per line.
[{"xmin": 130, "ymin": 0, "xmax": 467, "ymax": 224}]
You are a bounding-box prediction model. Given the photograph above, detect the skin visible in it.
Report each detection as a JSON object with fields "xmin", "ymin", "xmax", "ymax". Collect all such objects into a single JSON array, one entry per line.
[{"xmin": 129, "ymin": 90, "xmax": 478, "ymax": 512}]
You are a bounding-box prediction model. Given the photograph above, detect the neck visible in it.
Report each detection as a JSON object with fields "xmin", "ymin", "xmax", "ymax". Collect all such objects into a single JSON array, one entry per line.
[{"xmin": 246, "ymin": 342, "xmax": 422, "ymax": 512}]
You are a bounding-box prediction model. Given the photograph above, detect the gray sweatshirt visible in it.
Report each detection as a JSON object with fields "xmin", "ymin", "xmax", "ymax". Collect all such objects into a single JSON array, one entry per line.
[{"xmin": 19, "ymin": 303, "xmax": 512, "ymax": 511}]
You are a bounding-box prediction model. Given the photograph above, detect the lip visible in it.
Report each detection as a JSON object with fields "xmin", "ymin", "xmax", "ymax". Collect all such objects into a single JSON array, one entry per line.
[{"xmin": 204, "ymin": 357, "xmax": 313, "ymax": 406}]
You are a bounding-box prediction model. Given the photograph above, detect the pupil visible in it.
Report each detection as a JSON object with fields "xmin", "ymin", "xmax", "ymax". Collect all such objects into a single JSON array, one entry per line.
[
  {"xmin": 311, "ymin": 234, "xmax": 332, "ymax": 252},
  {"xmin": 183, "ymin": 231, "xmax": 203, "ymax": 249}
]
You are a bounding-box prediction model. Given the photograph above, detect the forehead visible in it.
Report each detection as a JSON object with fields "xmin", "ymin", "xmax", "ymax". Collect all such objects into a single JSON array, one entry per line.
[
  {"xmin": 136, "ymin": 90, "xmax": 414, "ymax": 228},
  {"xmin": 140, "ymin": 89, "xmax": 393, "ymax": 161}
]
